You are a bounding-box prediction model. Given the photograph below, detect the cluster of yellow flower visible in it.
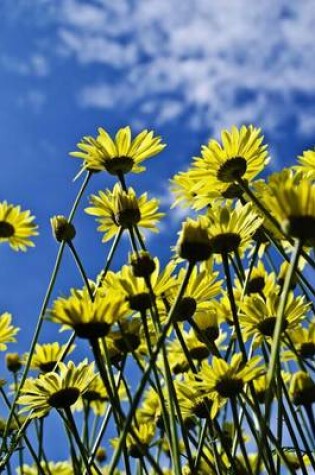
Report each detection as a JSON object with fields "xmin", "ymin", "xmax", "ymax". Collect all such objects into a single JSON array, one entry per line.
[{"xmin": 1, "ymin": 124, "xmax": 315, "ymax": 474}]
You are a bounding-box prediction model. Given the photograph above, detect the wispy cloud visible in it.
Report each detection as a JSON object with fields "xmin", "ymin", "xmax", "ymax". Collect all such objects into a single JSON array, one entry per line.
[{"xmin": 7, "ymin": 0, "xmax": 315, "ymax": 136}]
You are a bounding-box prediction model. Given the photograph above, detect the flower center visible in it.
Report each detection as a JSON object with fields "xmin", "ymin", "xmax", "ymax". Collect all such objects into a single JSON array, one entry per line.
[
  {"xmin": 48, "ymin": 387, "xmax": 80, "ymax": 408},
  {"xmin": 179, "ymin": 241, "xmax": 213, "ymax": 262},
  {"xmin": 128, "ymin": 292, "xmax": 152, "ymax": 312},
  {"xmin": 83, "ymin": 390, "xmax": 102, "ymax": 402},
  {"xmin": 0, "ymin": 221, "xmax": 14, "ymax": 238},
  {"xmin": 192, "ymin": 398, "xmax": 211, "ymax": 419},
  {"xmin": 115, "ymin": 208, "xmax": 141, "ymax": 228},
  {"xmin": 299, "ymin": 342, "xmax": 315, "ymax": 359},
  {"xmin": 114, "ymin": 333, "xmax": 141, "ymax": 353},
  {"xmin": 215, "ymin": 377, "xmax": 244, "ymax": 397},
  {"xmin": 246, "ymin": 276, "xmax": 265, "ymax": 294},
  {"xmin": 221, "ymin": 182, "xmax": 245, "ymax": 199},
  {"xmin": 39, "ymin": 361, "xmax": 58, "ymax": 373},
  {"xmin": 173, "ymin": 297, "xmax": 197, "ymax": 322},
  {"xmin": 285, "ymin": 215, "xmax": 315, "ymax": 244},
  {"xmin": 209, "ymin": 232, "xmax": 241, "ymax": 254},
  {"xmin": 74, "ymin": 322, "xmax": 111, "ymax": 339},
  {"xmin": 188, "ymin": 345, "xmax": 210, "ymax": 361},
  {"xmin": 257, "ymin": 316, "xmax": 287, "ymax": 337},
  {"xmin": 103, "ymin": 156, "xmax": 134, "ymax": 175},
  {"xmin": 217, "ymin": 156, "xmax": 247, "ymax": 183}
]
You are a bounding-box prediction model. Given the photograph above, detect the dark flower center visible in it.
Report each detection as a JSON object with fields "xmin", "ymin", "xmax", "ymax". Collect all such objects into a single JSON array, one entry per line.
[
  {"xmin": 246, "ymin": 276, "xmax": 265, "ymax": 294},
  {"xmin": 74, "ymin": 322, "xmax": 111, "ymax": 339},
  {"xmin": 215, "ymin": 377, "xmax": 244, "ymax": 398},
  {"xmin": 217, "ymin": 156, "xmax": 247, "ymax": 183},
  {"xmin": 192, "ymin": 398, "xmax": 212, "ymax": 419},
  {"xmin": 173, "ymin": 297, "xmax": 197, "ymax": 322},
  {"xmin": 221, "ymin": 182, "xmax": 245, "ymax": 199},
  {"xmin": 209, "ymin": 232, "xmax": 241, "ymax": 254},
  {"xmin": 179, "ymin": 241, "xmax": 213, "ymax": 262},
  {"xmin": 115, "ymin": 208, "xmax": 141, "ymax": 228},
  {"xmin": 114, "ymin": 333, "xmax": 141, "ymax": 353},
  {"xmin": 299, "ymin": 342, "xmax": 315, "ymax": 359},
  {"xmin": 48, "ymin": 387, "xmax": 80, "ymax": 408},
  {"xmin": 103, "ymin": 156, "xmax": 134, "ymax": 175},
  {"xmin": 257, "ymin": 316, "xmax": 287, "ymax": 337},
  {"xmin": 39, "ymin": 361, "xmax": 58, "ymax": 373},
  {"xmin": 83, "ymin": 390, "xmax": 102, "ymax": 402},
  {"xmin": 292, "ymin": 385, "xmax": 315, "ymax": 406},
  {"xmin": 128, "ymin": 292, "xmax": 152, "ymax": 312},
  {"xmin": 0, "ymin": 221, "xmax": 14, "ymax": 238},
  {"xmin": 285, "ymin": 215, "xmax": 315, "ymax": 244},
  {"xmin": 189, "ymin": 345, "xmax": 210, "ymax": 361}
]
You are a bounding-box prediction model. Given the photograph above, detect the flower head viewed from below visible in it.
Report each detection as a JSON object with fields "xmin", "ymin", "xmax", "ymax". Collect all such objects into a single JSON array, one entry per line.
[
  {"xmin": 85, "ymin": 183, "xmax": 164, "ymax": 242},
  {"xmin": 18, "ymin": 360, "xmax": 96, "ymax": 418},
  {"xmin": 0, "ymin": 201, "xmax": 38, "ymax": 251},
  {"xmin": 70, "ymin": 125, "xmax": 166, "ymax": 177},
  {"xmin": 3, "ymin": 118, "xmax": 315, "ymax": 475}
]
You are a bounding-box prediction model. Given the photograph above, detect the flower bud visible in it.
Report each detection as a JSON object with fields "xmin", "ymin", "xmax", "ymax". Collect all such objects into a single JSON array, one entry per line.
[
  {"xmin": 6, "ymin": 353, "xmax": 22, "ymax": 373},
  {"xmin": 177, "ymin": 218, "xmax": 212, "ymax": 262},
  {"xmin": 51, "ymin": 216, "xmax": 76, "ymax": 242},
  {"xmin": 129, "ymin": 251, "xmax": 156, "ymax": 278},
  {"xmin": 290, "ymin": 371, "xmax": 315, "ymax": 406}
]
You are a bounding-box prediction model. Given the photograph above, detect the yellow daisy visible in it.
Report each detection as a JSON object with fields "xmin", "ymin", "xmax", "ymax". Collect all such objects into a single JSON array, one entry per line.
[
  {"xmin": 206, "ymin": 201, "xmax": 262, "ymax": 255},
  {"xmin": 18, "ymin": 360, "xmax": 96, "ymax": 418},
  {"xmin": 0, "ymin": 201, "xmax": 38, "ymax": 251},
  {"xmin": 17, "ymin": 461, "xmax": 73, "ymax": 475},
  {"xmin": 24, "ymin": 342, "xmax": 75, "ymax": 373},
  {"xmin": 284, "ymin": 323, "xmax": 315, "ymax": 361},
  {"xmin": 295, "ymin": 148, "xmax": 315, "ymax": 180},
  {"xmin": 239, "ymin": 291, "xmax": 308, "ymax": 348},
  {"xmin": 85, "ymin": 183, "xmax": 164, "ymax": 242},
  {"xmin": 102, "ymin": 258, "xmax": 177, "ymax": 313},
  {"xmin": 192, "ymin": 125, "xmax": 269, "ymax": 186},
  {"xmin": 263, "ymin": 173, "xmax": 315, "ymax": 243},
  {"xmin": 0, "ymin": 312, "xmax": 19, "ymax": 351},
  {"xmin": 170, "ymin": 265, "xmax": 222, "ymax": 322},
  {"xmin": 70, "ymin": 125, "xmax": 166, "ymax": 176},
  {"xmin": 195, "ymin": 354, "xmax": 264, "ymax": 418},
  {"xmin": 48, "ymin": 287, "xmax": 129, "ymax": 339}
]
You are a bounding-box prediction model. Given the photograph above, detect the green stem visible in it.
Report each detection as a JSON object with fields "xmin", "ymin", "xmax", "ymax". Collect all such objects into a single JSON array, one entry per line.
[
  {"xmin": 95, "ymin": 227, "xmax": 123, "ymax": 293},
  {"xmin": 64, "ymin": 407, "xmax": 101, "ymax": 475},
  {"xmin": 108, "ymin": 262, "xmax": 195, "ymax": 475},
  {"xmin": 222, "ymin": 252, "xmax": 247, "ymax": 359},
  {"xmin": 1, "ymin": 172, "xmax": 92, "ymax": 458},
  {"xmin": 67, "ymin": 240, "xmax": 93, "ymax": 300}
]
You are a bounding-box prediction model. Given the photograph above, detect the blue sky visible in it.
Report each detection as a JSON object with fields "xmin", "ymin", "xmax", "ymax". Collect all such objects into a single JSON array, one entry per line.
[{"xmin": 1, "ymin": 0, "xmax": 315, "ymax": 466}]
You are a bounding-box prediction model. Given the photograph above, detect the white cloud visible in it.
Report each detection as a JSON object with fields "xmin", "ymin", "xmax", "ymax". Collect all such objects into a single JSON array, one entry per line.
[
  {"xmin": 0, "ymin": 53, "xmax": 49, "ymax": 77},
  {"xmin": 11, "ymin": 0, "xmax": 315, "ymax": 136}
]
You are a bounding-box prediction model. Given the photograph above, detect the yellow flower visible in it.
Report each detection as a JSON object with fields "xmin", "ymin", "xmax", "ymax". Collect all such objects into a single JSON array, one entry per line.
[
  {"xmin": 18, "ymin": 360, "xmax": 96, "ymax": 418},
  {"xmin": 239, "ymin": 291, "xmax": 308, "ymax": 348},
  {"xmin": 176, "ymin": 216, "xmax": 213, "ymax": 262},
  {"xmin": 295, "ymin": 147, "xmax": 315, "ymax": 180},
  {"xmin": 17, "ymin": 461, "xmax": 73, "ymax": 475},
  {"xmin": 48, "ymin": 287, "xmax": 129, "ymax": 339},
  {"xmin": 206, "ymin": 201, "xmax": 262, "ymax": 255},
  {"xmin": 285, "ymin": 323, "xmax": 315, "ymax": 361},
  {"xmin": 196, "ymin": 354, "xmax": 264, "ymax": 418},
  {"xmin": 289, "ymin": 371, "xmax": 315, "ymax": 406},
  {"xmin": 85, "ymin": 183, "xmax": 164, "ymax": 242},
  {"xmin": 0, "ymin": 201, "xmax": 38, "ymax": 251},
  {"xmin": 111, "ymin": 422, "xmax": 155, "ymax": 458},
  {"xmin": 102, "ymin": 258, "xmax": 177, "ymax": 313},
  {"xmin": 0, "ymin": 313, "xmax": 19, "ymax": 351},
  {"xmin": 263, "ymin": 174, "xmax": 315, "ymax": 243},
  {"xmin": 170, "ymin": 265, "xmax": 222, "ymax": 322},
  {"xmin": 24, "ymin": 342, "xmax": 75, "ymax": 373},
  {"xmin": 70, "ymin": 125, "xmax": 166, "ymax": 176},
  {"xmin": 192, "ymin": 125, "xmax": 269, "ymax": 186}
]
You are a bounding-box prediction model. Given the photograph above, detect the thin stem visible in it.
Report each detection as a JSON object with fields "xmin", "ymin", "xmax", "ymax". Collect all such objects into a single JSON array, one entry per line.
[
  {"xmin": 95, "ymin": 227, "xmax": 123, "ymax": 293},
  {"xmin": 67, "ymin": 240, "xmax": 93, "ymax": 300},
  {"xmin": 222, "ymin": 252, "xmax": 247, "ymax": 359},
  {"xmin": 1, "ymin": 172, "xmax": 92, "ymax": 458},
  {"xmin": 108, "ymin": 262, "xmax": 195, "ymax": 475}
]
